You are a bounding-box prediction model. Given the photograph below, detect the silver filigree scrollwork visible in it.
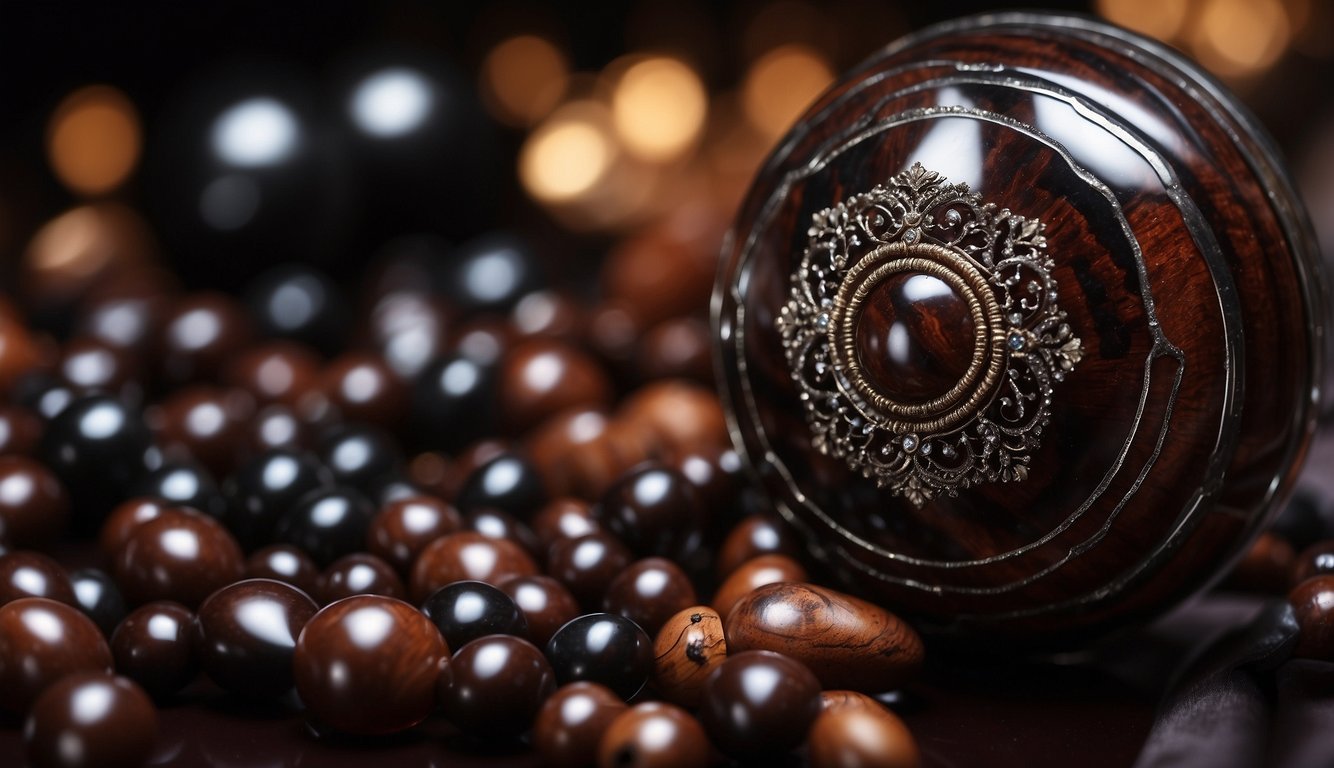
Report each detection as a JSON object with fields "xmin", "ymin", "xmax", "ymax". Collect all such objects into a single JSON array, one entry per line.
[{"xmin": 776, "ymin": 163, "xmax": 1084, "ymax": 507}]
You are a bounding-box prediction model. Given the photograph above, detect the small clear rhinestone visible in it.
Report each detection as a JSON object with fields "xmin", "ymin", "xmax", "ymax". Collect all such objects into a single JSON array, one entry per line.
[
  {"xmin": 902, "ymin": 228, "xmax": 919, "ymax": 243},
  {"xmin": 815, "ymin": 312, "xmax": 830, "ymax": 329},
  {"xmin": 901, "ymin": 434, "xmax": 919, "ymax": 452},
  {"xmin": 1007, "ymin": 331, "xmax": 1026, "ymax": 352}
]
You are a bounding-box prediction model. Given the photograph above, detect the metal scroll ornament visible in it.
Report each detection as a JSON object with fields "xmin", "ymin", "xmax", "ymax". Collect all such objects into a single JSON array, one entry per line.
[{"xmin": 776, "ymin": 163, "xmax": 1084, "ymax": 507}]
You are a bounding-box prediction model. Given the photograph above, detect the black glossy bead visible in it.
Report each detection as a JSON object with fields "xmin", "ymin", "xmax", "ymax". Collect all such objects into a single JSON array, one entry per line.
[
  {"xmin": 13, "ymin": 371, "xmax": 76, "ymax": 421},
  {"xmin": 70, "ymin": 568, "xmax": 127, "ymax": 637},
  {"xmin": 223, "ymin": 449, "xmax": 332, "ymax": 549},
  {"xmin": 410, "ymin": 354, "xmax": 498, "ymax": 453},
  {"xmin": 195, "ymin": 578, "xmax": 319, "ymax": 698},
  {"xmin": 594, "ymin": 463, "xmax": 703, "ymax": 560},
  {"xmin": 420, "ymin": 580, "xmax": 529, "ymax": 649},
  {"xmin": 318, "ymin": 423, "xmax": 402, "ymax": 493},
  {"xmin": 38, "ymin": 395, "xmax": 154, "ymax": 527},
  {"xmin": 456, "ymin": 452, "xmax": 546, "ymax": 518},
  {"xmin": 274, "ymin": 486, "xmax": 376, "ymax": 566},
  {"xmin": 545, "ymin": 613, "xmax": 652, "ymax": 700},
  {"xmin": 467, "ymin": 508, "xmax": 543, "ymax": 562},
  {"xmin": 442, "ymin": 233, "xmax": 543, "ymax": 316},
  {"xmin": 134, "ymin": 460, "xmax": 229, "ymax": 521},
  {"xmin": 243, "ymin": 264, "xmax": 350, "ymax": 356}
]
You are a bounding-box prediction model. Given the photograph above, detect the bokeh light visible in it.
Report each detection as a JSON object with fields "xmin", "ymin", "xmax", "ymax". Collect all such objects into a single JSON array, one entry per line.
[
  {"xmin": 350, "ymin": 67, "xmax": 435, "ymax": 138},
  {"xmin": 480, "ymin": 35, "xmax": 570, "ymax": 127},
  {"xmin": 742, "ymin": 44, "xmax": 834, "ymax": 141},
  {"xmin": 22, "ymin": 203, "xmax": 154, "ymax": 303},
  {"xmin": 610, "ymin": 56, "xmax": 707, "ymax": 162},
  {"xmin": 211, "ymin": 97, "xmax": 300, "ymax": 167},
  {"xmin": 46, "ymin": 85, "xmax": 142, "ymax": 196},
  {"xmin": 1095, "ymin": 0, "xmax": 1191, "ymax": 41},
  {"xmin": 519, "ymin": 101, "xmax": 616, "ymax": 204},
  {"xmin": 1191, "ymin": 0, "xmax": 1291, "ymax": 78}
]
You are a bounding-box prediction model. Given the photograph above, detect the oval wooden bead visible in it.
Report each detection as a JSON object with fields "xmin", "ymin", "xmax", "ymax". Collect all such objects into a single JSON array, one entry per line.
[
  {"xmin": 724, "ymin": 582, "xmax": 924, "ymax": 693},
  {"xmin": 711, "ymin": 554, "xmax": 807, "ymax": 622},
  {"xmin": 651, "ymin": 606, "xmax": 726, "ymax": 708},
  {"xmin": 597, "ymin": 701, "xmax": 712, "ymax": 768}
]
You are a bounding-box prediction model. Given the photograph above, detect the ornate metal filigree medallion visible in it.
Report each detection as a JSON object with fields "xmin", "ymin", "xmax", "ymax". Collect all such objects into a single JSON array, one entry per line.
[{"xmin": 776, "ymin": 163, "xmax": 1083, "ymax": 507}]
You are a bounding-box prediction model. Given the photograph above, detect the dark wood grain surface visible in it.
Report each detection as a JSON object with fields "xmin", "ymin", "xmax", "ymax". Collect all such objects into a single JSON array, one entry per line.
[{"xmin": 715, "ymin": 14, "xmax": 1322, "ymax": 644}]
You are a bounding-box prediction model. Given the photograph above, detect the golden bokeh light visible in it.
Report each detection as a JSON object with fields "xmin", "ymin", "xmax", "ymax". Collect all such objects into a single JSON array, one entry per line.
[
  {"xmin": 519, "ymin": 101, "xmax": 617, "ymax": 204},
  {"xmin": 742, "ymin": 44, "xmax": 834, "ymax": 141},
  {"xmin": 611, "ymin": 56, "xmax": 708, "ymax": 162},
  {"xmin": 1193, "ymin": 0, "xmax": 1291, "ymax": 77},
  {"xmin": 480, "ymin": 35, "xmax": 570, "ymax": 127},
  {"xmin": 1096, "ymin": 0, "xmax": 1191, "ymax": 41},
  {"xmin": 46, "ymin": 86, "xmax": 142, "ymax": 197}
]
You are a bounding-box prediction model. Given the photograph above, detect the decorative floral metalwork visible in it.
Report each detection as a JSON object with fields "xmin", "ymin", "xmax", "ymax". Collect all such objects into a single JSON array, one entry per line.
[{"xmin": 776, "ymin": 163, "xmax": 1083, "ymax": 507}]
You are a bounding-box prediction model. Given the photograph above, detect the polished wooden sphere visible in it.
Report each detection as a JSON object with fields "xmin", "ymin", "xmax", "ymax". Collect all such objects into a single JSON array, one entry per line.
[{"xmin": 714, "ymin": 13, "xmax": 1325, "ymax": 644}]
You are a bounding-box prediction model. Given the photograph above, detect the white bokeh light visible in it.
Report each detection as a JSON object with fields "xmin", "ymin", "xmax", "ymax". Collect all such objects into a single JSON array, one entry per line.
[
  {"xmin": 212, "ymin": 98, "xmax": 299, "ymax": 167},
  {"xmin": 350, "ymin": 68, "xmax": 434, "ymax": 138}
]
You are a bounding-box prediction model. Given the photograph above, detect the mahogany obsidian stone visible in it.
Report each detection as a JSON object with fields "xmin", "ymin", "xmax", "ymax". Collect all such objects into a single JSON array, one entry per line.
[
  {"xmin": 420, "ymin": 580, "xmax": 529, "ymax": 649},
  {"xmin": 24, "ymin": 672, "xmax": 158, "ymax": 768},
  {"xmin": 195, "ymin": 578, "xmax": 319, "ymax": 697},
  {"xmin": 713, "ymin": 12, "xmax": 1326, "ymax": 644},
  {"xmin": 545, "ymin": 613, "xmax": 652, "ymax": 701}
]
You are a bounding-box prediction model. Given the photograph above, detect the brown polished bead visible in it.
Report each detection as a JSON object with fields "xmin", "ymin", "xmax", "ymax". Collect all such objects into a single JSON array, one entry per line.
[
  {"xmin": 651, "ymin": 606, "xmax": 726, "ymax": 708},
  {"xmin": 547, "ymin": 531, "xmax": 634, "ymax": 610},
  {"xmin": 156, "ymin": 292, "xmax": 254, "ymax": 386},
  {"xmin": 468, "ymin": 508, "xmax": 543, "ymax": 562},
  {"xmin": 1292, "ymin": 540, "xmax": 1334, "ymax": 586},
  {"xmin": 534, "ymin": 681, "xmax": 628, "ymax": 768},
  {"xmin": 587, "ymin": 301, "xmax": 642, "ymax": 377},
  {"xmin": 637, "ymin": 317, "xmax": 714, "ymax": 385},
  {"xmin": 598, "ymin": 701, "xmax": 712, "ymax": 768},
  {"xmin": 603, "ymin": 558, "xmax": 697, "ymax": 637},
  {"xmin": 717, "ymin": 516, "xmax": 802, "ymax": 579},
  {"xmin": 726, "ymin": 582, "xmax": 925, "ymax": 693},
  {"xmin": 0, "ymin": 551, "xmax": 76, "ymax": 607},
  {"xmin": 367, "ymin": 496, "xmax": 463, "ymax": 576},
  {"xmin": 150, "ymin": 386, "xmax": 254, "ymax": 478},
  {"xmin": 0, "ymin": 314, "xmax": 43, "ymax": 397},
  {"xmin": 0, "ymin": 456, "xmax": 69, "ymax": 549},
  {"xmin": 0, "ymin": 405, "xmax": 42, "ymax": 457},
  {"xmin": 527, "ymin": 409, "xmax": 648, "ymax": 501},
  {"xmin": 699, "ymin": 649, "xmax": 822, "ymax": 759},
  {"xmin": 512, "ymin": 291, "xmax": 588, "ymax": 345},
  {"xmin": 24, "ymin": 672, "xmax": 157, "ymax": 768},
  {"xmin": 1290, "ymin": 575, "xmax": 1334, "ymax": 660},
  {"xmin": 406, "ymin": 452, "xmax": 463, "ymax": 501},
  {"xmin": 601, "ymin": 206, "xmax": 723, "ymax": 328},
  {"xmin": 456, "ymin": 439, "xmax": 510, "ymax": 480},
  {"xmin": 712, "ymin": 554, "xmax": 809, "ymax": 622},
  {"xmin": 531, "ymin": 498, "xmax": 600, "ymax": 545},
  {"xmin": 98, "ymin": 498, "xmax": 180, "ymax": 561},
  {"xmin": 1225, "ymin": 532, "xmax": 1297, "ymax": 593},
  {"xmin": 452, "ymin": 317, "xmax": 517, "ymax": 367},
  {"xmin": 499, "ymin": 339, "xmax": 613, "ymax": 434},
  {"xmin": 0, "ymin": 598, "xmax": 113, "ymax": 714},
  {"xmin": 437, "ymin": 634, "xmax": 556, "ymax": 737},
  {"xmin": 224, "ymin": 341, "xmax": 322, "ymax": 407},
  {"xmin": 196, "ymin": 579, "xmax": 319, "ymax": 697},
  {"xmin": 618, "ymin": 380, "xmax": 728, "ymax": 455},
  {"xmin": 293, "ymin": 595, "xmax": 448, "ymax": 735},
  {"xmin": 244, "ymin": 544, "xmax": 321, "ymax": 596},
  {"xmin": 671, "ymin": 445, "xmax": 743, "ymax": 524},
  {"xmin": 410, "ymin": 531, "xmax": 539, "ymax": 602},
  {"xmin": 319, "ymin": 554, "xmax": 405, "ymax": 604},
  {"xmin": 319, "ymin": 351, "xmax": 409, "ymax": 429},
  {"xmin": 498, "ymin": 574, "xmax": 581, "ymax": 646},
  {"xmin": 808, "ymin": 703, "xmax": 921, "ymax": 768},
  {"xmin": 112, "ymin": 512, "xmax": 244, "ymax": 607},
  {"xmin": 110, "ymin": 601, "xmax": 199, "ymax": 699}
]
